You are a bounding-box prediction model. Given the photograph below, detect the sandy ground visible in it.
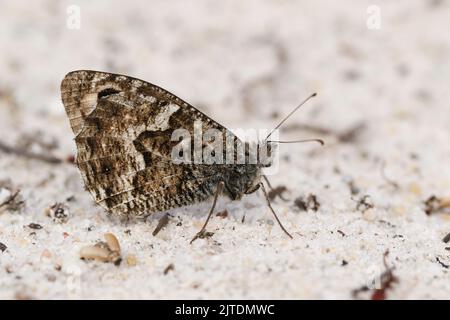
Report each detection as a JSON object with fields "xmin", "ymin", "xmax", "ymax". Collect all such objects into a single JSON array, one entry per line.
[{"xmin": 0, "ymin": 0, "xmax": 449, "ymax": 299}]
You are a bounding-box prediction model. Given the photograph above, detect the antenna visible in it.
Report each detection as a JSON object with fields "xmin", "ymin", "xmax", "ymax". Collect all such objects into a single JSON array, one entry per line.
[
  {"xmin": 267, "ymin": 138, "xmax": 324, "ymax": 146},
  {"xmin": 265, "ymin": 92, "xmax": 317, "ymax": 141}
]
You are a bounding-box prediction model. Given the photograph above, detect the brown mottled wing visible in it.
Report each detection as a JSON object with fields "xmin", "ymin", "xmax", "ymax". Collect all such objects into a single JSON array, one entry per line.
[{"xmin": 61, "ymin": 70, "xmax": 235, "ymax": 216}]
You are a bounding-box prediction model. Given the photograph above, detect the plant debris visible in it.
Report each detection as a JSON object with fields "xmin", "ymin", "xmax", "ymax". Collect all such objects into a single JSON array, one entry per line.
[
  {"xmin": 356, "ymin": 195, "xmax": 374, "ymax": 212},
  {"xmin": 164, "ymin": 263, "xmax": 175, "ymax": 275},
  {"xmin": 436, "ymin": 257, "xmax": 449, "ymax": 269},
  {"xmin": 268, "ymin": 185, "xmax": 288, "ymax": 201},
  {"xmin": 28, "ymin": 223, "xmax": 43, "ymax": 230},
  {"xmin": 443, "ymin": 232, "xmax": 450, "ymax": 243},
  {"xmin": 378, "ymin": 219, "xmax": 396, "ymax": 228},
  {"xmin": 307, "ymin": 194, "xmax": 320, "ymax": 211},
  {"xmin": 0, "ymin": 242, "xmax": 7, "ymax": 252},
  {"xmin": 352, "ymin": 250, "xmax": 398, "ymax": 300},
  {"xmin": 424, "ymin": 195, "xmax": 450, "ymax": 215},
  {"xmin": 216, "ymin": 209, "xmax": 229, "ymax": 219},
  {"xmin": 152, "ymin": 213, "xmax": 169, "ymax": 236},
  {"xmin": 294, "ymin": 194, "xmax": 320, "ymax": 212},
  {"xmin": 45, "ymin": 202, "xmax": 70, "ymax": 224},
  {"xmin": 294, "ymin": 197, "xmax": 307, "ymax": 211},
  {"xmin": 0, "ymin": 180, "xmax": 24, "ymax": 213},
  {"xmin": 190, "ymin": 230, "xmax": 214, "ymax": 243},
  {"xmin": 80, "ymin": 233, "xmax": 122, "ymax": 265},
  {"xmin": 0, "ymin": 139, "xmax": 63, "ymax": 164}
]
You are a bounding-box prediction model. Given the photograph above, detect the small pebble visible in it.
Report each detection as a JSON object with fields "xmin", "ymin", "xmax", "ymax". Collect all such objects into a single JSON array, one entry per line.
[
  {"xmin": 126, "ymin": 254, "xmax": 137, "ymax": 266},
  {"xmin": 45, "ymin": 202, "xmax": 70, "ymax": 224},
  {"xmin": 41, "ymin": 249, "xmax": 52, "ymax": 259}
]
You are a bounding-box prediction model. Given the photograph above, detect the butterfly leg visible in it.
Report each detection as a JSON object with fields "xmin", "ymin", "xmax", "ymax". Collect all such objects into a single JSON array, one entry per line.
[
  {"xmin": 262, "ymin": 175, "xmax": 289, "ymax": 201},
  {"xmin": 190, "ymin": 181, "xmax": 225, "ymax": 244},
  {"xmin": 262, "ymin": 174, "xmax": 273, "ymax": 190},
  {"xmin": 259, "ymin": 182, "xmax": 293, "ymax": 239}
]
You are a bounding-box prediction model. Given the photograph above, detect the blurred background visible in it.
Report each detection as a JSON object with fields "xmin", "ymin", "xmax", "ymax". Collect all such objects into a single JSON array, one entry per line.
[
  {"xmin": 0, "ymin": 0, "xmax": 449, "ymax": 299},
  {"xmin": 1, "ymin": 1, "xmax": 449, "ymax": 159}
]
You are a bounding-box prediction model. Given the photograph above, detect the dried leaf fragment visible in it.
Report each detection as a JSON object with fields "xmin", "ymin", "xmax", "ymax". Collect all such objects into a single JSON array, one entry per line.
[
  {"xmin": 424, "ymin": 196, "xmax": 450, "ymax": 215},
  {"xmin": 104, "ymin": 233, "xmax": 121, "ymax": 253},
  {"xmin": 80, "ymin": 233, "xmax": 122, "ymax": 265},
  {"xmin": 80, "ymin": 245, "xmax": 111, "ymax": 262}
]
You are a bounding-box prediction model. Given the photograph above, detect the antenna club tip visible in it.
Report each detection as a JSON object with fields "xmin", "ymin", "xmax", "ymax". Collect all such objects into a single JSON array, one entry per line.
[
  {"xmin": 318, "ymin": 139, "xmax": 325, "ymax": 146},
  {"xmin": 311, "ymin": 92, "xmax": 317, "ymax": 97}
]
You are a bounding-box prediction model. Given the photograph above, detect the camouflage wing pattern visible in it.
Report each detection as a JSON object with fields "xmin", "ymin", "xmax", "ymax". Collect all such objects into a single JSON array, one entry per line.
[{"xmin": 61, "ymin": 70, "xmax": 238, "ymax": 216}]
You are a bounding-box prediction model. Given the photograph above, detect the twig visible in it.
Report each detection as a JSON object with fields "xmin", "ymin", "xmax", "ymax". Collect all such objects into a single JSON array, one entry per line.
[
  {"xmin": 436, "ymin": 257, "xmax": 449, "ymax": 269},
  {"xmin": 0, "ymin": 140, "xmax": 62, "ymax": 164},
  {"xmin": 152, "ymin": 213, "xmax": 169, "ymax": 236},
  {"xmin": 0, "ymin": 190, "xmax": 20, "ymax": 209}
]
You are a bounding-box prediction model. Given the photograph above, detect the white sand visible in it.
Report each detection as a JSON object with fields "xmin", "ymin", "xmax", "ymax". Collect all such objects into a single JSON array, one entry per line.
[{"xmin": 0, "ymin": 0, "xmax": 449, "ymax": 299}]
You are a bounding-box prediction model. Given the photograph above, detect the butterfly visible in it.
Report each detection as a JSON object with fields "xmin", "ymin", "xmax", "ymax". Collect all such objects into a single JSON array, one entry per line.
[{"xmin": 61, "ymin": 70, "xmax": 321, "ymax": 242}]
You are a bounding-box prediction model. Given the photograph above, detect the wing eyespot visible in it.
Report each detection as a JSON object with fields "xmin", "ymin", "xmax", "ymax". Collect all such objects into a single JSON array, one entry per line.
[
  {"xmin": 98, "ymin": 88, "xmax": 121, "ymax": 99},
  {"xmin": 102, "ymin": 164, "xmax": 112, "ymax": 174}
]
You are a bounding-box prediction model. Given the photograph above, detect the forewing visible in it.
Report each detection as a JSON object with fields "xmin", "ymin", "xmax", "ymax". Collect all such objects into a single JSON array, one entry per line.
[{"xmin": 61, "ymin": 70, "xmax": 236, "ymax": 215}]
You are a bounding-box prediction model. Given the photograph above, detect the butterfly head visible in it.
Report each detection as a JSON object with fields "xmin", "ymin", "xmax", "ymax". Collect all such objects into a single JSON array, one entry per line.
[{"xmin": 222, "ymin": 141, "xmax": 275, "ymax": 199}]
